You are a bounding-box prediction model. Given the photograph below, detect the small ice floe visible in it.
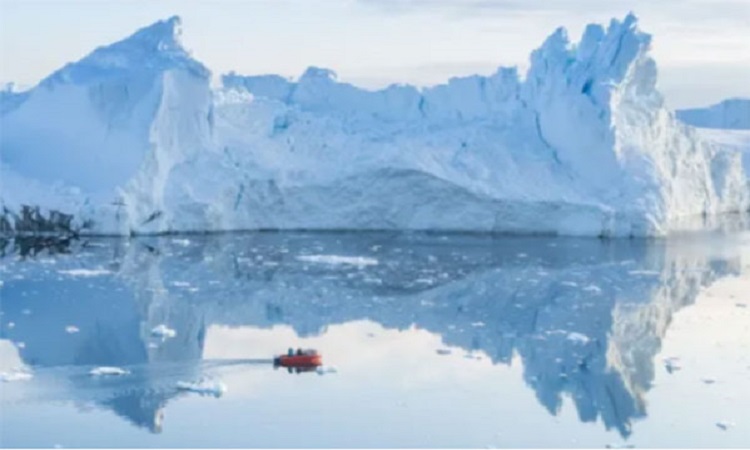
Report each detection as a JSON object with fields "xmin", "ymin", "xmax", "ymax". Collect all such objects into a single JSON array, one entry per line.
[
  {"xmin": 567, "ymin": 332, "xmax": 591, "ymax": 344},
  {"xmin": 15, "ymin": 342, "xmax": 25, "ymax": 349},
  {"xmin": 89, "ymin": 366, "xmax": 129, "ymax": 377},
  {"xmin": 151, "ymin": 324, "xmax": 177, "ymax": 339},
  {"xmin": 176, "ymin": 380, "xmax": 227, "ymax": 397},
  {"xmin": 21, "ymin": 309, "xmax": 32, "ymax": 315},
  {"xmin": 316, "ymin": 366, "xmax": 338, "ymax": 375},
  {"xmin": 716, "ymin": 421, "xmax": 735, "ymax": 431},
  {"xmin": 628, "ymin": 270, "xmax": 659, "ymax": 276},
  {"xmin": 172, "ymin": 281, "xmax": 191, "ymax": 288},
  {"xmin": 516, "ymin": 253, "xmax": 528, "ymax": 258},
  {"xmin": 471, "ymin": 322, "xmax": 486, "ymax": 328},
  {"xmin": 58, "ymin": 268, "xmax": 112, "ymax": 277},
  {"xmin": 1, "ymin": 369, "xmax": 33, "ymax": 382},
  {"xmin": 65, "ymin": 326, "xmax": 80, "ymax": 334},
  {"xmin": 6, "ymin": 322, "xmax": 15, "ymax": 329},
  {"xmin": 583, "ymin": 285, "xmax": 602, "ymax": 294},
  {"xmin": 172, "ymin": 238, "xmax": 191, "ymax": 247},
  {"xmin": 296, "ymin": 254, "xmax": 378, "ymax": 267},
  {"xmin": 436, "ymin": 349, "xmax": 452, "ymax": 356},
  {"xmin": 664, "ymin": 357, "xmax": 682, "ymax": 373},
  {"xmin": 561, "ymin": 281, "xmax": 578, "ymax": 287}
]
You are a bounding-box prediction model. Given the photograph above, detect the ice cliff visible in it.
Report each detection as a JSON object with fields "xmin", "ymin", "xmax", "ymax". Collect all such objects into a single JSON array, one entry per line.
[{"xmin": 1, "ymin": 14, "xmax": 748, "ymax": 237}]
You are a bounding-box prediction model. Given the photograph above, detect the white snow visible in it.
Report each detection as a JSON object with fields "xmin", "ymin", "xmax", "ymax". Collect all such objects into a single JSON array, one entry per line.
[
  {"xmin": 89, "ymin": 366, "xmax": 130, "ymax": 376},
  {"xmin": 1, "ymin": 14, "xmax": 748, "ymax": 237},
  {"xmin": 151, "ymin": 324, "xmax": 176, "ymax": 338},
  {"xmin": 176, "ymin": 379, "xmax": 227, "ymax": 397},
  {"xmin": 57, "ymin": 268, "xmax": 112, "ymax": 277},
  {"xmin": 65, "ymin": 326, "xmax": 80, "ymax": 334},
  {"xmin": 296, "ymin": 255, "xmax": 379, "ymax": 267}
]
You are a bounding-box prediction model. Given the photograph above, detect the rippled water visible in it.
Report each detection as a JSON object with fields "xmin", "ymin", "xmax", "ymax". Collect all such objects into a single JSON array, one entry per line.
[{"xmin": 1, "ymin": 231, "xmax": 749, "ymax": 448}]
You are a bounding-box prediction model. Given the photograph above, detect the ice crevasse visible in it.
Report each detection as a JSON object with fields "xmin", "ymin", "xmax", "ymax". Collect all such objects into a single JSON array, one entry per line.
[{"xmin": 0, "ymin": 14, "xmax": 748, "ymax": 237}]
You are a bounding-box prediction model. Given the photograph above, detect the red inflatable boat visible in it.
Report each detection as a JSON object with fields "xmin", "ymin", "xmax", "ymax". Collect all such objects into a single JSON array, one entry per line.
[{"xmin": 274, "ymin": 349, "xmax": 322, "ymax": 368}]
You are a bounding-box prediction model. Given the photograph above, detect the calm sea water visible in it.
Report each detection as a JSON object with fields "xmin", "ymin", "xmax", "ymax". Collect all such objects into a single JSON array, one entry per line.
[{"xmin": 1, "ymin": 231, "xmax": 749, "ymax": 448}]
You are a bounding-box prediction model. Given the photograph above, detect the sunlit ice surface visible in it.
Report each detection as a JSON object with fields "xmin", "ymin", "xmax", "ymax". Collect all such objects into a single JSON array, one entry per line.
[{"xmin": 1, "ymin": 230, "xmax": 749, "ymax": 447}]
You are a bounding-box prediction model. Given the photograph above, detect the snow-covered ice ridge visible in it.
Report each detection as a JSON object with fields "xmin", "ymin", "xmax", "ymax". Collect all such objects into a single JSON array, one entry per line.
[
  {"xmin": 1, "ymin": 14, "xmax": 748, "ymax": 237},
  {"xmin": 677, "ymin": 98, "xmax": 750, "ymax": 130}
]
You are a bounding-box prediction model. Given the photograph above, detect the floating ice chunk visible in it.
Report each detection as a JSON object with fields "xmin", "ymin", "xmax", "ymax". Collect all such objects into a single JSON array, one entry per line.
[
  {"xmin": 628, "ymin": 270, "xmax": 660, "ymax": 276},
  {"xmin": 21, "ymin": 309, "xmax": 31, "ymax": 315},
  {"xmin": 176, "ymin": 380, "xmax": 227, "ymax": 397},
  {"xmin": 6, "ymin": 322, "xmax": 15, "ymax": 329},
  {"xmin": 58, "ymin": 268, "xmax": 112, "ymax": 277},
  {"xmin": 296, "ymin": 254, "xmax": 378, "ymax": 267},
  {"xmin": 151, "ymin": 324, "xmax": 177, "ymax": 338},
  {"xmin": 65, "ymin": 326, "xmax": 80, "ymax": 334},
  {"xmin": 90, "ymin": 366, "xmax": 129, "ymax": 376},
  {"xmin": 664, "ymin": 357, "xmax": 682, "ymax": 373},
  {"xmin": 15, "ymin": 342, "xmax": 25, "ymax": 349},
  {"xmin": 316, "ymin": 366, "xmax": 338, "ymax": 375},
  {"xmin": 172, "ymin": 281, "xmax": 191, "ymax": 287},
  {"xmin": 1, "ymin": 369, "xmax": 33, "ymax": 382},
  {"xmin": 436, "ymin": 349, "xmax": 452, "ymax": 355},
  {"xmin": 172, "ymin": 238, "xmax": 191, "ymax": 247},
  {"xmin": 561, "ymin": 281, "xmax": 578, "ymax": 287},
  {"xmin": 716, "ymin": 421, "xmax": 735, "ymax": 431},
  {"xmin": 567, "ymin": 332, "xmax": 591, "ymax": 344},
  {"xmin": 471, "ymin": 322, "xmax": 486, "ymax": 327},
  {"xmin": 583, "ymin": 285, "xmax": 602, "ymax": 294}
]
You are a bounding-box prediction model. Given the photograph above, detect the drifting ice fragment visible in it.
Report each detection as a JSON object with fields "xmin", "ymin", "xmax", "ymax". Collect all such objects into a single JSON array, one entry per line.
[
  {"xmin": 65, "ymin": 326, "xmax": 80, "ymax": 334},
  {"xmin": 0, "ymin": 369, "xmax": 33, "ymax": 382},
  {"xmin": 89, "ymin": 366, "xmax": 130, "ymax": 376},
  {"xmin": 567, "ymin": 332, "xmax": 591, "ymax": 344},
  {"xmin": 57, "ymin": 269, "xmax": 112, "ymax": 277},
  {"xmin": 151, "ymin": 324, "xmax": 177, "ymax": 338},
  {"xmin": 716, "ymin": 421, "xmax": 735, "ymax": 431},
  {"xmin": 664, "ymin": 357, "xmax": 682, "ymax": 373},
  {"xmin": 296, "ymin": 255, "xmax": 378, "ymax": 267}
]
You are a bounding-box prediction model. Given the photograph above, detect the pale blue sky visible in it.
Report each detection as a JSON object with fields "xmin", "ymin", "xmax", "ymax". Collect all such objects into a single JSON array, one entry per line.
[{"xmin": 1, "ymin": 0, "xmax": 748, "ymax": 108}]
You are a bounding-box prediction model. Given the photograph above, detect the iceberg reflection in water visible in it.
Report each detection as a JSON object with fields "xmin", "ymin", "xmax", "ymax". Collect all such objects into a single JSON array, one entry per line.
[{"xmin": 1, "ymin": 231, "xmax": 748, "ymax": 447}]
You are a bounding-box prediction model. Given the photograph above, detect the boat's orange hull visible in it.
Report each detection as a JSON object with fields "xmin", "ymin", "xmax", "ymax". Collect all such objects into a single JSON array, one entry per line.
[{"xmin": 275, "ymin": 354, "xmax": 322, "ymax": 368}]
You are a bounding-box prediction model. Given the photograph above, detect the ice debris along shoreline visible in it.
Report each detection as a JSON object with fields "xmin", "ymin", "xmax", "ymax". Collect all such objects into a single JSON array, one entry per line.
[{"xmin": 1, "ymin": 14, "xmax": 748, "ymax": 237}]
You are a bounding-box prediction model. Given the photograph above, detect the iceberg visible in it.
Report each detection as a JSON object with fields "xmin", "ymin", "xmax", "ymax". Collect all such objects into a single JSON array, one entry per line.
[
  {"xmin": 1, "ymin": 14, "xmax": 748, "ymax": 237},
  {"xmin": 677, "ymin": 98, "xmax": 750, "ymax": 130}
]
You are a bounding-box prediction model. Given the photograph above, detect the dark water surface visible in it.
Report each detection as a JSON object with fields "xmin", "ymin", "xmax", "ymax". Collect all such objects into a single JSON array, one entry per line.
[{"xmin": 1, "ymin": 231, "xmax": 749, "ymax": 448}]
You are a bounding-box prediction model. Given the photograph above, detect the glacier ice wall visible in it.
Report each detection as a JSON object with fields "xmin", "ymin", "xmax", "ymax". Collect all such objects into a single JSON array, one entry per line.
[{"xmin": 1, "ymin": 14, "xmax": 748, "ymax": 236}]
